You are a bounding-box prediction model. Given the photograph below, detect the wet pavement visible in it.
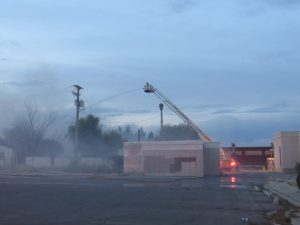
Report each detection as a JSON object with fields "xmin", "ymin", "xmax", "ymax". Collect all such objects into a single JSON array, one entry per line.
[{"xmin": 0, "ymin": 173, "xmax": 284, "ymax": 225}]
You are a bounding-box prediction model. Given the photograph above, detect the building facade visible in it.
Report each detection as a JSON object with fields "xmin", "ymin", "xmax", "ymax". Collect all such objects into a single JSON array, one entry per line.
[
  {"xmin": 124, "ymin": 140, "xmax": 220, "ymax": 177},
  {"xmin": 222, "ymin": 144, "xmax": 273, "ymax": 166},
  {"xmin": 273, "ymin": 131, "xmax": 300, "ymax": 172}
]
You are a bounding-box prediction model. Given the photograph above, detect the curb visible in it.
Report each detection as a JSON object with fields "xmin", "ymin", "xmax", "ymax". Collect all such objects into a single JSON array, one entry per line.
[
  {"xmin": 0, "ymin": 173, "xmax": 203, "ymax": 183},
  {"xmin": 264, "ymin": 184, "xmax": 300, "ymax": 208}
]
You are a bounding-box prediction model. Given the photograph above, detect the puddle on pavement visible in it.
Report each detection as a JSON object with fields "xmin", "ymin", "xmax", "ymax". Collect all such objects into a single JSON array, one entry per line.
[
  {"xmin": 220, "ymin": 176, "xmax": 240, "ymax": 183},
  {"xmin": 219, "ymin": 184, "xmax": 248, "ymax": 189},
  {"xmin": 219, "ymin": 176, "xmax": 248, "ymax": 189}
]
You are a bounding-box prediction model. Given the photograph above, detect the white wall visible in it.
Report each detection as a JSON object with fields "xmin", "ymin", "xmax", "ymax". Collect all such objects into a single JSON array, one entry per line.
[
  {"xmin": 78, "ymin": 157, "xmax": 110, "ymax": 167},
  {"xmin": 124, "ymin": 142, "xmax": 143, "ymax": 173},
  {"xmin": 273, "ymin": 133, "xmax": 282, "ymax": 172},
  {"xmin": 274, "ymin": 131, "xmax": 300, "ymax": 172},
  {"xmin": 0, "ymin": 145, "xmax": 14, "ymax": 166},
  {"xmin": 203, "ymin": 142, "xmax": 220, "ymax": 176},
  {"xmin": 25, "ymin": 157, "xmax": 109, "ymax": 169},
  {"xmin": 124, "ymin": 140, "xmax": 220, "ymax": 177},
  {"xmin": 26, "ymin": 157, "xmax": 60, "ymax": 168}
]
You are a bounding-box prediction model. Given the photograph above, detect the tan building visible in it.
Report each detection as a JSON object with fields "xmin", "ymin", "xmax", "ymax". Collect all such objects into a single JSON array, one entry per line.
[
  {"xmin": 124, "ymin": 140, "xmax": 220, "ymax": 177},
  {"xmin": 273, "ymin": 131, "xmax": 300, "ymax": 172}
]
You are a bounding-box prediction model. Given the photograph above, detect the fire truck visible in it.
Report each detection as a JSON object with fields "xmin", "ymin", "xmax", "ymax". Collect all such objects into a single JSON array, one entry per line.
[{"xmin": 143, "ymin": 82, "xmax": 237, "ymax": 170}]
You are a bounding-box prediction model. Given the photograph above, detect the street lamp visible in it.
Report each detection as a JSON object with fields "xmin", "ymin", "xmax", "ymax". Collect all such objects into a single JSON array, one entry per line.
[{"xmin": 159, "ymin": 103, "xmax": 164, "ymax": 140}]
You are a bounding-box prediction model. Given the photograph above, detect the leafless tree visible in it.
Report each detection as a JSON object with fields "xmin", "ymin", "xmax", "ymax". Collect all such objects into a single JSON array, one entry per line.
[
  {"xmin": 3, "ymin": 101, "xmax": 57, "ymax": 163},
  {"xmin": 24, "ymin": 101, "xmax": 56, "ymax": 156}
]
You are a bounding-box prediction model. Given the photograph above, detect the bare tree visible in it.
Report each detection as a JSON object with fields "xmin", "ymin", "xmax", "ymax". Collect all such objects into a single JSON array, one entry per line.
[
  {"xmin": 3, "ymin": 101, "xmax": 57, "ymax": 163},
  {"xmin": 25, "ymin": 101, "xmax": 56, "ymax": 155}
]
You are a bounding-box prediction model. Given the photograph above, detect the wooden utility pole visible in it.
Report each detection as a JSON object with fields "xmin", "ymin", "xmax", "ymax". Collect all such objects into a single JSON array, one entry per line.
[{"xmin": 72, "ymin": 85, "xmax": 84, "ymax": 159}]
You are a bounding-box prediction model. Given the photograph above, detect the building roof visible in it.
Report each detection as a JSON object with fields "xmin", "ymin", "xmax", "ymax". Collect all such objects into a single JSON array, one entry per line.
[{"xmin": 222, "ymin": 146, "xmax": 273, "ymax": 152}]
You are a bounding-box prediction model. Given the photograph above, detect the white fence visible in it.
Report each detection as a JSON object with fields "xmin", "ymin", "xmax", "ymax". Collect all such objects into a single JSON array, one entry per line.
[
  {"xmin": 25, "ymin": 156, "xmax": 110, "ymax": 169},
  {"xmin": 0, "ymin": 145, "xmax": 14, "ymax": 167}
]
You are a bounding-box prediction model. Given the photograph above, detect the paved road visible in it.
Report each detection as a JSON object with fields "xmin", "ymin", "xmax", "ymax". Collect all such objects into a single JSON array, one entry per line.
[{"xmin": 0, "ymin": 173, "xmax": 283, "ymax": 225}]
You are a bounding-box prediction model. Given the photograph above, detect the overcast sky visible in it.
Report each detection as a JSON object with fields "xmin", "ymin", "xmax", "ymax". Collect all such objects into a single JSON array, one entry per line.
[{"xmin": 1, "ymin": 0, "xmax": 300, "ymax": 146}]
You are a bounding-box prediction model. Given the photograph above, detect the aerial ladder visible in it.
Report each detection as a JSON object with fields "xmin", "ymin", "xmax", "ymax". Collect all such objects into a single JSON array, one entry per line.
[
  {"xmin": 143, "ymin": 82, "xmax": 235, "ymax": 170},
  {"xmin": 143, "ymin": 82, "xmax": 211, "ymax": 142}
]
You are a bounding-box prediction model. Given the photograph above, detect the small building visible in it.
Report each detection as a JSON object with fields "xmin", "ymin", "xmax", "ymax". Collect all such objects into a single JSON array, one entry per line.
[
  {"xmin": 273, "ymin": 131, "xmax": 300, "ymax": 172},
  {"xmin": 0, "ymin": 145, "xmax": 14, "ymax": 167},
  {"xmin": 222, "ymin": 144, "xmax": 273, "ymax": 166},
  {"xmin": 124, "ymin": 140, "xmax": 220, "ymax": 177}
]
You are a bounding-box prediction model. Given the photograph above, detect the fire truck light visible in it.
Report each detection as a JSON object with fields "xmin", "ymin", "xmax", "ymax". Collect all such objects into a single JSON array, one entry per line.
[{"xmin": 231, "ymin": 177, "xmax": 237, "ymax": 183}]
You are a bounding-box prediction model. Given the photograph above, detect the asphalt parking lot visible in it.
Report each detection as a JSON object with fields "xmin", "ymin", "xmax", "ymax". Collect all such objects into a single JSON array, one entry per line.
[{"xmin": 0, "ymin": 173, "xmax": 283, "ymax": 225}]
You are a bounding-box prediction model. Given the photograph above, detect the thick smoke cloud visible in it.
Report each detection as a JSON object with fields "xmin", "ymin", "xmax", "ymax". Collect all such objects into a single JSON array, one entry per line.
[{"xmin": 0, "ymin": 69, "xmax": 72, "ymax": 136}]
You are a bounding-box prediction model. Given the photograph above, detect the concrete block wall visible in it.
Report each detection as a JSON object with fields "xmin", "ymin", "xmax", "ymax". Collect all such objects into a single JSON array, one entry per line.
[
  {"xmin": 124, "ymin": 140, "xmax": 220, "ymax": 177},
  {"xmin": 25, "ymin": 157, "xmax": 109, "ymax": 169},
  {"xmin": 203, "ymin": 142, "xmax": 221, "ymax": 176},
  {"xmin": 274, "ymin": 131, "xmax": 300, "ymax": 172}
]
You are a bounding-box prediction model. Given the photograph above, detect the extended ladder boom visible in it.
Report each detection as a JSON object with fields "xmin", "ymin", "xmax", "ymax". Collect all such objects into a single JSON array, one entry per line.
[{"xmin": 144, "ymin": 82, "xmax": 212, "ymax": 142}]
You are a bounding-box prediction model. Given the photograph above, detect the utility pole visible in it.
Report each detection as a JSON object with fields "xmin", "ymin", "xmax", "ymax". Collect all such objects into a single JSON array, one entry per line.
[
  {"xmin": 138, "ymin": 129, "xmax": 141, "ymax": 142},
  {"xmin": 72, "ymin": 85, "xmax": 84, "ymax": 159},
  {"xmin": 159, "ymin": 103, "xmax": 164, "ymax": 140}
]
